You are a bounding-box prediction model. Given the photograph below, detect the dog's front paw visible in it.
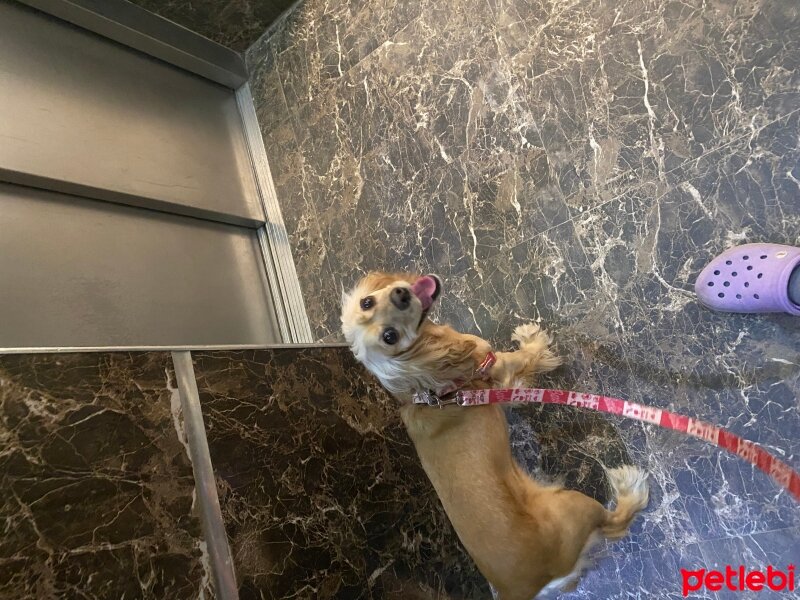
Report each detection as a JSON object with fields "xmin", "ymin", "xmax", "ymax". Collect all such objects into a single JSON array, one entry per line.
[
  {"xmin": 512, "ymin": 323, "xmax": 562, "ymax": 374},
  {"xmin": 512, "ymin": 323, "xmax": 552, "ymax": 346}
]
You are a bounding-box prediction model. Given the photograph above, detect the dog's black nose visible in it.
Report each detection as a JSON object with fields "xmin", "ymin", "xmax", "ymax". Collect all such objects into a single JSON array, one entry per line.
[{"xmin": 390, "ymin": 287, "xmax": 412, "ymax": 310}]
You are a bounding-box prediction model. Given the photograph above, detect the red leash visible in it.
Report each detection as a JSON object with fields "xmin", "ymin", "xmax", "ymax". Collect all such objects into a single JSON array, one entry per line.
[{"xmin": 413, "ymin": 386, "xmax": 800, "ymax": 502}]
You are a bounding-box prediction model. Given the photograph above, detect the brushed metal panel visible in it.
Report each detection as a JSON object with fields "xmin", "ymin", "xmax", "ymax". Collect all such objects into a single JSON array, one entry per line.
[
  {"xmin": 0, "ymin": 1, "xmax": 263, "ymax": 225},
  {"xmin": 0, "ymin": 183, "xmax": 279, "ymax": 349}
]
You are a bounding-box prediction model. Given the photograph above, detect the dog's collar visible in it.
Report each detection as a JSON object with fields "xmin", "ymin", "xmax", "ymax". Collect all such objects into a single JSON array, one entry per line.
[{"xmin": 413, "ymin": 352, "xmax": 496, "ymax": 407}]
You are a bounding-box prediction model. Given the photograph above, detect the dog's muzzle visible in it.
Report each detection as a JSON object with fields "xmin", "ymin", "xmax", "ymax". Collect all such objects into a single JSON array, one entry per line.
[{"xmin": 390, "ymin": 287, "xmax": 412, "ymax": 310}]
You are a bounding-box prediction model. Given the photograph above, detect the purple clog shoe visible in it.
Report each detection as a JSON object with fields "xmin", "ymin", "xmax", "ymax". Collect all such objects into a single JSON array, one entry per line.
[{"xmin": 695, "ymin": 243, "xmax": 800, "ymax": 315}]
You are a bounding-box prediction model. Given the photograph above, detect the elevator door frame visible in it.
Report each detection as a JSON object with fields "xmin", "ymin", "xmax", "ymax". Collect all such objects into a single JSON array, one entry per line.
[{"xmin": 2, "ymin": 0, "xmax": 313, "ymax": 350}]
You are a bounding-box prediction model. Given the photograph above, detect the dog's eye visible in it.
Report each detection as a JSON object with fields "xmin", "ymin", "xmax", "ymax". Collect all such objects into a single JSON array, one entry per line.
[
  {"xmin": 360, "ymin": 296, "xmax": 374, "ymax": 310},
  {"xmin": 382, "ymin": 328, "xmax": 399, "ymax": 345}
]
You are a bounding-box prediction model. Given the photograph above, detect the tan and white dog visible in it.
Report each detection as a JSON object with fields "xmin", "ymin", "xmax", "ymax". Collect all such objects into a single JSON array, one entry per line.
[{"xmin": 342, "ymin": 272, "xmax": 649, "ymax": 600}]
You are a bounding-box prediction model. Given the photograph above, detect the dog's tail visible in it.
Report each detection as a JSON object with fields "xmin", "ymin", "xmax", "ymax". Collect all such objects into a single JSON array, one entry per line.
[{"xmin": 601, "ymin": 466, "xmax": 649, "ymax": 539}]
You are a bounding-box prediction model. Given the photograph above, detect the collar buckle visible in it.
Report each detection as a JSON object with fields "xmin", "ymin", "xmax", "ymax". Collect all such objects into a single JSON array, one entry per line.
[
  {"xmin": 414, "ymin": 390, "xmax": 464, "ymax": 408},
  {"xmin": 477, "ymin": 351, "xmax": 497, "ymax": 377}
]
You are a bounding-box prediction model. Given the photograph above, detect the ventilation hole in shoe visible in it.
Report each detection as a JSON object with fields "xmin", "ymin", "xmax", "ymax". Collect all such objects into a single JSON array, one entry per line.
[
  {"xmin": 745, "ymin": 282, "xmax": 750, "ymax": 288},
  {"xmin": 736, "ymin": 294, "xmax": 742, "ymax": 299},
  {"xmin": 725, "ymin": 260, "xmax": 733, "ymax": 265},
  {"xmin": 713, "ymin": 270, "xmax": 720, "ymax": 275},
  {"xmin": 723, "ymin": 281, "xmax": 730, "ymax": 287},
  {"xmin": 718, "ymin": 293, "xmax": 725, "ymax": 298},
  {"xmin": 754, "ymin": 294, "xmax": 760, "ymax": 299},
  {"xmin": 707, "ymin": 282, "xmax": 714, "ymax": 287},
  {"xmin": 743, "ymin": 255, "xmax": 749, "ymax": 260},
  {"xmin": 747, "ymin": 265, "xmax": 753, "ymax": 271},
  {"xmin": 760, "ymin": 255, "xmax": 767, "ymax": 259},
  {"xmin": 732, "ymin": 271, "xmax": 737, "ymax": 276},
  {"xmin": 757, "ymin": 273, "xmax": 763, "ymax": 279}
]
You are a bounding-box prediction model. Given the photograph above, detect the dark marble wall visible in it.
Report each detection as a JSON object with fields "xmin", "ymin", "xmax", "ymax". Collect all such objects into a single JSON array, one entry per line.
[
  {"xmin": 0, "ymin": 353, "xmax": 210, "ymax": 599},
  {"xmin": 247, "ymin": 0, "xmax": 800, "ymax": 597},
  {"xmin": 191, "ymin": 348, "xmax": 489, "ymax": 599},
  {"xmin": 127, "ymin": 0, "xmax": 297, "ymax": 52}
]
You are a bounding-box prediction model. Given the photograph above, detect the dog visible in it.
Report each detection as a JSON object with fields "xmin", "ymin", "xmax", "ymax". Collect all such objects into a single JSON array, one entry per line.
[{"xmin": 342, "ymin": 272, "xmax": 649, "ymax": 600}]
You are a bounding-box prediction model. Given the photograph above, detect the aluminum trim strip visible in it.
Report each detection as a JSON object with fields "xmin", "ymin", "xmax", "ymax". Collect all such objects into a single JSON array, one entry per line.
[
  {"xmin": 0, "ymin": 343, "xmax": 349, "ymax": 354},
  {"xmin": 172, "ymin": 351, "xmax": 238, "ymax": 600},
  {"xmin": 0, "ymin": 168, "xmax": 265, "ymax": 229},
  {"xmin": 235, "ymin": 84, "xmax": 314, "ymax": 344},
  {"xmin": 256, "ymin": 228, "xmax": 292, "ymax": 342}
]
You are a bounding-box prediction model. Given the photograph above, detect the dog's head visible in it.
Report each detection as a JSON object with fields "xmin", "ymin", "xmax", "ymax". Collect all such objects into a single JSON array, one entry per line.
[{"xmin": 341, "ymin": 272, "xmax": 442, "ymax": 360}]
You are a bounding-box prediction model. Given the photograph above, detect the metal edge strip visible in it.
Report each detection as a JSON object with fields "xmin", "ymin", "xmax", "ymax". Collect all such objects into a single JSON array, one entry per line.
[
  {"xmin": 256, "ymin": 227, "xmax": 293, "ymax": 343},
  {"xmin": 16, "ymin": 0, "xmax": 247, "ymax": 89},
  {"xmin": 171, "ymin": 351, "xmax": 239, "ymax": 600},
  {"xmin": 242, "ymin": 0, "xmax": 304, "ymax": 65},
  {"xmin": 0, "ymin": 170, "xmax": 264, "ymax": 229},
  {"xmin": 0, "ymin": 343, "xmax": 349, "ymax": 354},
  {"xmin": 234, "ymin": 87, "xmax": 291, "ymax": 343},
  {"xmin": 235, "ymin": 83, "xmax": 315, "ymax": 344}
]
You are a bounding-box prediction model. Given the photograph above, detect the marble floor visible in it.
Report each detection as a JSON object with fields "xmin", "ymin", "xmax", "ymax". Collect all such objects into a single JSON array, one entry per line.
[{"xmin": 246, "ymin": 0, "xmax": 800, "ymax": 597}]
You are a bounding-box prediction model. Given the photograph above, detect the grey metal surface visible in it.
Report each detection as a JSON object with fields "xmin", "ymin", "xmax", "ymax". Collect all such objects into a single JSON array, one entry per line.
[
  {"xmin": 254, "ymin": 227, "xmax": 292, "ymax": 343},
  {"xmin": 236, "ymin": 84, "xmax": 314, "ymax": 343},
  {"xmin": 15, "ymin": 0, "xmax": 247, "ymax": 88},
  {"xmin": 0, "ymin": 343, "xmax": 350, "ymax": 354},
  {"xmin": 0, "ymin": 1, "xmax": 263, "ymax": 227},
  {"xmin": 0, "ymin": 183, "xmax": 281, "ymax": 349},
  {"xmin": 172, "ymin": 351, "xmax": 239, "ymax": 600}
]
